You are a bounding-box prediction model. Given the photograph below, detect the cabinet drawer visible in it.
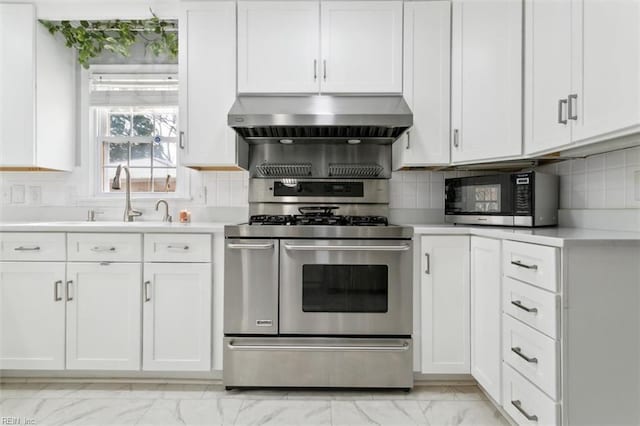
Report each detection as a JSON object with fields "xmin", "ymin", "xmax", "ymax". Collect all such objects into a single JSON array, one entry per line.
[
  {"xmin": 67, "ymin": 233, "xmax": 142, "ymax": 262},
  {"xmin": 144, "ymin": 234, "xmax": 211, "ymax": 263},
  {"xmin": 503, "ymin": 277, "xmax": 559, "ymax": 339},
  {"xmin": 503, "ymin": 363, "xmax": 560, "ymax": 426},
  {"xmin": 503, "ymin": 240, "xmax": 559, "ymax": 292},
  {"xmin": 503, "ymin": 315, "xmax": 559, "ymax": 400},
  {"xmin": 0, "ymin": 233, "xmax": 65, "ymax": 261}
]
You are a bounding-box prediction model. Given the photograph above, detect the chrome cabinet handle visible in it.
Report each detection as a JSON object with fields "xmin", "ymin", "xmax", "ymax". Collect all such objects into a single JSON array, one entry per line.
[
  {"xmin": 66, "ymin": 280, "xmax": 74, "ymax": 301},
  {"xmin": 144, "ymin": 280, "xmax": 151, "ymax": 302},
  {"xmin": 323, "ymin": 60, "xmax": 327, "ymax": 81},
  {"xmin": 166, "ymin": 245, "xmax": 189, "ymax": 250},
  {"xmin": 227, "ymin": 341, "xmax": 409, "ymax": 352},
  {"xmin": 14, "ymin": 246, "xmax": 40, "ymax": 251},
  {"xmin": 313, "ymin": 59, "xmax": 317, "ymax": 81},
  {"xmin": 453, "ymin": 129, "xmax": 459, "ymax": 148},
  {"xmin": 568, "ymin": 93, "xmax": 578, "ymax": 120},
  {"xmin": 406, "ymin": 132, "xmax": 410, "ymax": 150},
  {"xmin": 511, "ymin": 400, "xmax": 538, "ymax": 421},
  {"xmin": 179, "ymin": 131, "xmax": 185, "ymax": 149},
  {"xmin": 511, "ymin": 346, "xmax": 538, "ymax": 363},
  {"xmin": 425, "ymin": 252, "xmax": 430, "ymax": 274},
  {"xmin": 91, "ymin": 246, "xmax": 116, "ymax": 252},
  {"xmin": 54, "ymin": 280, "xmax": 63, "ymax": 301},
  {"xmin": 511, "ymin": 300, "xmax": 538, "ymax": 313},
  {"xmin": 227, "ymin": 243, "xmax": 274, "ymax": 250},
  {"xmin": 283, "ymin": 243, "xmax": 410, "ymax": 252},
  {"xmin": 558, "ymin": 98, "xmax": 568, "ymax": 124},
  {"xmin": 511, "ymin": 260, "xmax": 538, "ymax": 270}
]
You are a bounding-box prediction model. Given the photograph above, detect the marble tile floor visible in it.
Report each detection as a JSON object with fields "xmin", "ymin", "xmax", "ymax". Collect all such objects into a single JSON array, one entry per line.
[{"xmin": 0, "ymin": 382, "xmax": 509, "ymax": 426}]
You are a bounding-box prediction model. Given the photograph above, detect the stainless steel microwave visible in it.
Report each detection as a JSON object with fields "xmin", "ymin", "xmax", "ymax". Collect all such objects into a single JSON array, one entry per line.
[{"xmin": 444, "ymin": 172, "xmax": 559, "ymax": 227}]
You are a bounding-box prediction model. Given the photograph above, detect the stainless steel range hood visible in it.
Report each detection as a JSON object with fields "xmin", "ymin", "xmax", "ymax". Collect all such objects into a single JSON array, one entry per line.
[{"xmin": 228, "ymin": 95, "xmax": 413, "ymax": 144}]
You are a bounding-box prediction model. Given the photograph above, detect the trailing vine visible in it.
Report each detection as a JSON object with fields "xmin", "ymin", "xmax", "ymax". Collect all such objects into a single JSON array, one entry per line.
[{"xmin": 39, "ymin": 9, "xmax": 177, "ymax": 69}]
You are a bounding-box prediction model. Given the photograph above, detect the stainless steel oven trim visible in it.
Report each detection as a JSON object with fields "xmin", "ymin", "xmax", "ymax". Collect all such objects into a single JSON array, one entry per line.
[
  {"xmin": 227, "ymin": 340, "xmax": 410, "ymax": 351},
  {"xmin": 283, "ymin": 242, "xmax": 411, "ymax": 251}
]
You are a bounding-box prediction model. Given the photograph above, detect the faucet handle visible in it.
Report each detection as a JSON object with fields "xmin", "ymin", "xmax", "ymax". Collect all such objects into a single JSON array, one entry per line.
[{"xmin": 87, "ymin": 209, "xmax": 104, "ymax": 222}]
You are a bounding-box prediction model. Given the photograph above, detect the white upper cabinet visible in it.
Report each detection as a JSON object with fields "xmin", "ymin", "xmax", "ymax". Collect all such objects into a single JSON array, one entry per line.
[
  {"xmin": 0, "ymin": 3, "xmax": 75, "ymax": 171},
  {"xmin": 570, "ymin": 0, "xmax": 640, "ymax": 143},
  {"xmin": 179, "ymin": 1, "xmax": 240, "ymax": 169},
  {"xmin": 320, "ymin": 1, "xmax": 402, "ymax": 93},
  {"xmin": 525, "ymin": 0, "xmax": 640, "ymax": 155},
  {"xmin": 451, "ymin": 0, "xmax": 523, "ymax": 163},
  {"xmin": 238, "ymin": 1, "xmax": 320, "ymax": 93},
  {"xmin": 393, "ymin": 1, "xmax": 450, "ymax": 169},
  {"xmin": 524, "ymin": 0, "xmax": 573, "ymax": 154}
]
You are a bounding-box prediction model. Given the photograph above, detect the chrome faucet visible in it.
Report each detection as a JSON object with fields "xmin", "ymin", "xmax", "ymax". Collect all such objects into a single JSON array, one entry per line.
[
  {"xmin": 155, "ymin": 199, "xmax": 172, "ymax": 222},
  {"xmin": 111, "ymin": 164, "xmax": 142, "ymax": 222}
]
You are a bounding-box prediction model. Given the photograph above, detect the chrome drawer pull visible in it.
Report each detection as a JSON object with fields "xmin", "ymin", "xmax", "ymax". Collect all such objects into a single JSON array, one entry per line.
[
  {"xmin": 511, "ymin": 300, "xmax": 538, "ymax": 313},
  {"xmin": 228, "ymin": 243, "xmax": 274, "ymax": 250},
  {"xmin": 166, "ymin": 245, "xmax": 189, "ymax": 250},
  {"xmin": 54, "ymin": 280, "xmax": 63, "ymax": 301},
  {"xmin": 558, "ymin": 98, "xmax": 568, "ymax": 124},
  {"xmin": 511, "ymin": 347, "xmax": 538, "ymax": 364},
  {"xmin": 91, "ymin": 246, "xmax": 117, "ymax": 252},
  {"xmin": 511, "ymin": 260, "xmax": 538, "ymax": 270},
  {"xmin": 284, "ymin": 243, "xmax": 410, "ymax": 252},
  {"xmin": 511, "ymin": 400, "xmax": 538, "ymax": 421},
  {"xmin": 227, "ymin": 341, "xmax": 409, "ymax": 352},
  {"xmin": 568, "ymin": 93, "xmax": 578, "ymax": 120},
  {"xmin": 14, "ymin": 246, "xmax": 40, "ymax": 251}
]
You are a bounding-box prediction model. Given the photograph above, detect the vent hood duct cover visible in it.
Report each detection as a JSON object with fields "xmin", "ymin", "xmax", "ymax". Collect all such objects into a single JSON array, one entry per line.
[{"xmin": 228, "ymin": 95, "xmax": 412, "ymax": 144}]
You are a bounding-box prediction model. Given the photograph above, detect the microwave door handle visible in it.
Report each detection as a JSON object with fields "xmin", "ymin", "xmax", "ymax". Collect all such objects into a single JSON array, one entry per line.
[{"xmin": 283, "ymin": 243, "xmax": 410, "ymax": 252}]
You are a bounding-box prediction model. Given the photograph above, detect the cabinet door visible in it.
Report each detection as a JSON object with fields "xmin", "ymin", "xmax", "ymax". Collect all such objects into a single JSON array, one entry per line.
[
  {"xmin": 570, "ymin": 0, "xmax": 640, "ymax": 143},
  {"xmin": 470, "ymin": 237, "xmax": 502, "ymax": 404},
  {"xmin": 320, "ymin": 1, "xmax": 402, "ymax": 93},
  {"xmin": 179, "ymin": 1, "xmax": 238, "ymax": 168},
  {"xmin": 0, "ymin": 262, "xmax": 65, "ymax": 370},
  {"xmin": 421, "ymin": 235, "xmax": 470, "ymax": 374},
  {"xmin": 451, "ymin": 0, "xmax": 522, "ymax": 163},
  {"xmin": 143, "ymin": 263, "xmax": 212, "ymax": 371},
  {"xmin": 524, "ymin": 0, "xmax": 572, "ymax": 155},
  {"xmin": 66, "ymin": 262, "xmax": 141, "ymax": 370},
  {"xmin": 0, "ymin": 4, "xmax": 35, "ymax": 167},
  {"xmin": 238, "ymin": 1, "xmax": 320, "ymax": 93},
  {"xmin": 393, "ymin": 1, "xmax": 450, "ymax": 169}
]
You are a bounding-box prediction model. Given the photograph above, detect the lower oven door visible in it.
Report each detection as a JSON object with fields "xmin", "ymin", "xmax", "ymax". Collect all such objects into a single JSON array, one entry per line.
[{"xmin": 279, "ymin": 239, "xmax": 413, "ymax": 335}]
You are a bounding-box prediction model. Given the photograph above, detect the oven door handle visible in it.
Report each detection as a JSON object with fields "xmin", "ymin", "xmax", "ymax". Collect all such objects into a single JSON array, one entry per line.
[
  {"xmin": 227, "ymin": 341, "xmax": 410, "ymax": 351},
  {"xmin": 283, "ymin": 243, "xmax": 411, "ymax": 252},
  {"xmin": 227, "ymin": 242, "xmax": 274, "ymax": 250}
]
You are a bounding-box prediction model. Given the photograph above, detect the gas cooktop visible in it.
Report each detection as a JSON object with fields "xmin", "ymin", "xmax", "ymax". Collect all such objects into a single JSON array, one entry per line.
[{"xmin": 249, "ymin": 214, "xmax": 389, "ymax": 226}]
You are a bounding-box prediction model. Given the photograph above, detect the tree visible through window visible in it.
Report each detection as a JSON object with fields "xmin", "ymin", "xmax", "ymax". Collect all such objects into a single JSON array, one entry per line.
[{"xmin": 99, "ymin": 107, "xmax": 178, "ymax": 193}]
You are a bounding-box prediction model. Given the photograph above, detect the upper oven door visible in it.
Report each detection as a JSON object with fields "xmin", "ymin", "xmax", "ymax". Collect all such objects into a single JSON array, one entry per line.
[{"xmin": 279, "ymin": 239, "xmax": 413, "ymax": 336}]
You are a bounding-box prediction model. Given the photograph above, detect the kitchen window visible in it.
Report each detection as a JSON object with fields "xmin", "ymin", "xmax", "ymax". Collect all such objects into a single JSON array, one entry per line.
[{"xmin": 89, "ymin": 66, "xmax": 181, "ymax": 194}]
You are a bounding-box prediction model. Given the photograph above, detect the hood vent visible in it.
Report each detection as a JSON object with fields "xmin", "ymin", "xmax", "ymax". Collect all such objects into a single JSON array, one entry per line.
[{"xmin": 228, "ymin": 95, "xmax": 413, "ymax": 144}]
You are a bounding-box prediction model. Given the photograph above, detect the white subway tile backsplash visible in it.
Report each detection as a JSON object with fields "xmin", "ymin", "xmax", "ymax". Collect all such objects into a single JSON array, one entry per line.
[
  {"xmin": 605, "ymin": 150, "xmax": 625, "ymax": 169},
  {"xmin": 605, "ymin": 167, "xmax": 625, "ymax": 190},
  {"xmin": 626, "ymin": 147, "xmax": 640, "ymax": 166},
  {"xmin": 587, "ymin": 189, "xmax": 605, "ymax": 209},
  {"xmin": 586, "ymin": 153, "xmax": 605, "ymax": 171},
  {"xmin": 587, "ymin": 170, "xmax": 604, "ymax": 190},
  {"xmin": 416, "ymin": 183, "xmax": 430, "ymax": 209}
]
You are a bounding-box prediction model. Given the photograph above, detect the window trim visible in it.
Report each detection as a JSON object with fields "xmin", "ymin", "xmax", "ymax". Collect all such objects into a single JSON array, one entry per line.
[{"xmin": 83, "ymin": 64, "xmax": 189, "ymax": 200}]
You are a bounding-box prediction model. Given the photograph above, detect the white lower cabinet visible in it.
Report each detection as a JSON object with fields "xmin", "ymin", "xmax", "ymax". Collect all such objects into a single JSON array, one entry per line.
[
  {"xmin": 503, "ymin": 363, "xmax": 560, "ymax": 426},
  {"xmin": 66, "ymin": 262, "xmax": 142, "ymax": 370},
  {"xmin": 420, "ymin": 236, "xmax": 470, "ymax": 374},
  {"xmin": 0, "ymin": 262, "xmax": 66, "ymax": 370},
  {"xmin": 470, "ymin": 237, "xmax": 502, "ymax": 403},
  {"xmin": 142, "ymin": 263, "xmax": 212, "ymax": 371}
]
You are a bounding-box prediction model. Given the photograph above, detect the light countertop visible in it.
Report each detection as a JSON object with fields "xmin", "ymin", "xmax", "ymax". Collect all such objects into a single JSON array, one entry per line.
[{"xmin": 1, "ymin": 221, "xmax": 639, "ymax": 247}]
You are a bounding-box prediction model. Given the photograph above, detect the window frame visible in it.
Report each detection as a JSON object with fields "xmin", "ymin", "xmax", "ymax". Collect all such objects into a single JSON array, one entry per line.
[{"xmin": 83, "ymin": 64, "xmax": 189, "ymax": 200}]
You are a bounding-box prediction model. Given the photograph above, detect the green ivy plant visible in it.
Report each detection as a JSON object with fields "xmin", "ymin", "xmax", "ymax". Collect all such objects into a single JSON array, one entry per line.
[{"xmin": 39, "ymin": 10, "xmax": 177, "ymax": 69}]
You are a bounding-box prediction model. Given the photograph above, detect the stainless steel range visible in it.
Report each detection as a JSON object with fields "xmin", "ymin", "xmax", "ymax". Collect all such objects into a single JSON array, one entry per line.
[{"xmin": 223, "ymin": 143, "xmax": 414, "ymax": 389}]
